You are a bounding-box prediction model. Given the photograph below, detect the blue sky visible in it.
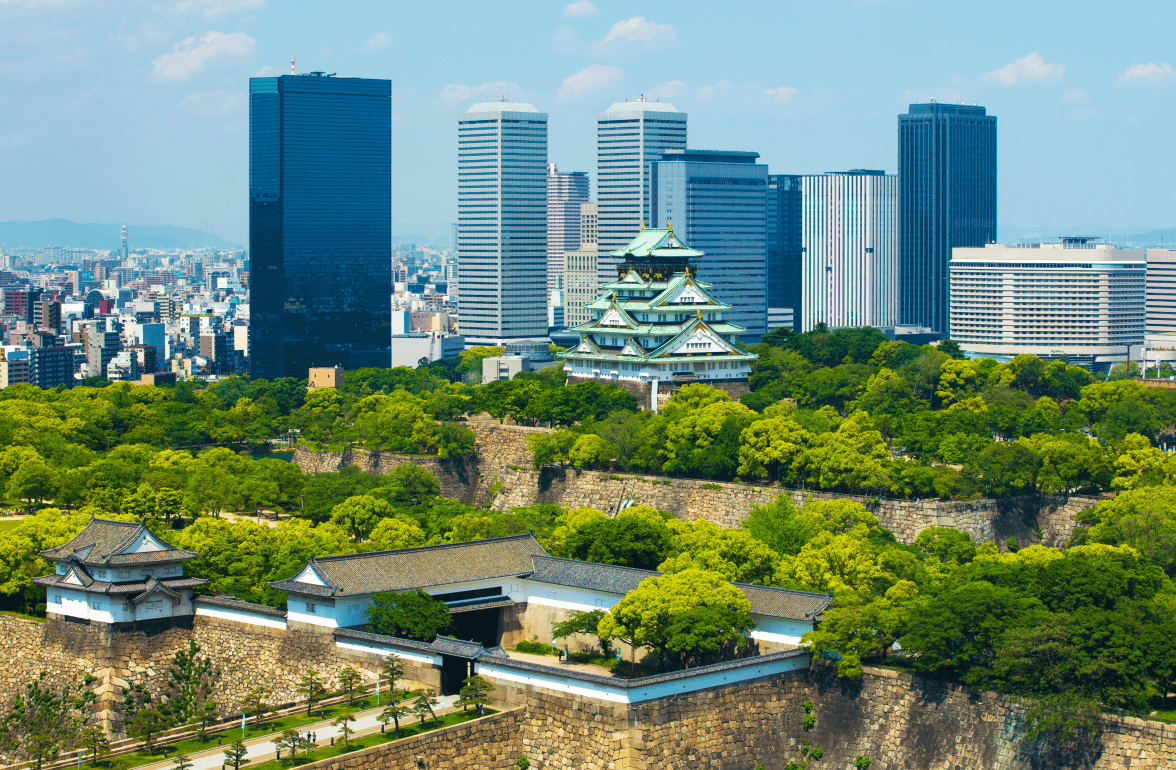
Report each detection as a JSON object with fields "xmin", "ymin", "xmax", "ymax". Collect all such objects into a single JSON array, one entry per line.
[{"xmin": 1, "ymin": 0, "xmax": 1173, "ymax": 246}]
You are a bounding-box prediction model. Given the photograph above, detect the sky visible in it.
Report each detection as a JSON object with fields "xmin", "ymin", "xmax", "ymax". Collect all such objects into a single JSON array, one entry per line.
[{"xmin": 1, "ymin": 0, "xmax": 1173, "ymax": 246}]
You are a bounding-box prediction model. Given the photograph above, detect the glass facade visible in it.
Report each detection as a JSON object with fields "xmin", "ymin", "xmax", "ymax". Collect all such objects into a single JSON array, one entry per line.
[
  {"xmin": 654, "ymin": 150, "xmax": 768, "ymax": 339},
  {"xmin": 249, "ymin": 74, "xmax": 391, "ymax": 381},
  {"xmin": 596, "ymin": 101, "xmax": 686, "ymax": 287},
  {"xmin": 898, "ymin": 103, "xmax": 996, "ymax": 336},
  {"xmin": 546, "ymin": 164, "xmax": 590, "ymax": 294},
  {"xmin": 457, "ymin": 103, "xmax": 548, "ymax": 345},
  {"xmin": 767, "ymin": 174, "xmax": 802, "ymax": 328}
]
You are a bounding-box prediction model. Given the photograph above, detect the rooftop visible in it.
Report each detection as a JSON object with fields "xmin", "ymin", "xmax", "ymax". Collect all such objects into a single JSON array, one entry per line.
[
  {"xmin": 41, "ymin": 517, "xmax": 197, "ymax": 566},
  {"xmin": 465, "ymin": 101, "xmax": 540, "ymax": 114},
  {"xmin": 603, "ymin": 100, "xmax": 680, "ymax": 114},
  {"xmin": 270, "ymin": 533, "xmax": 548, "ymax": 597}
]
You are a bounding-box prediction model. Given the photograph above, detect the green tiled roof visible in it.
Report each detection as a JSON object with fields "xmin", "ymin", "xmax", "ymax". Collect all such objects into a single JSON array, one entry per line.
[{"xmin": 609, "ymin": 228, "xmax": 704, "ymax": 259}]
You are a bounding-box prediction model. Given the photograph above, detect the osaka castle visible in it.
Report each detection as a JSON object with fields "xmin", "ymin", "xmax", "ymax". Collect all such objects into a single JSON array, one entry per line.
[{"xmin": 559, "ymin": 226, "xmax": 757, "ymax": 406}]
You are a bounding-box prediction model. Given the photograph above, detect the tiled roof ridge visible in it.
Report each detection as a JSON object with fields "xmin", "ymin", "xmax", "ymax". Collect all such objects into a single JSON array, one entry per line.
[
  {"xmin": 312, "ymin": 532, "xmax": 547, "ymax": 563},
  {"xmin": 106, "ymin": 522, "xmax": 150, "ymax": 563},
  {"xmin": 531, "ymin": 554, "xmax": 660, "ymax": 578}
]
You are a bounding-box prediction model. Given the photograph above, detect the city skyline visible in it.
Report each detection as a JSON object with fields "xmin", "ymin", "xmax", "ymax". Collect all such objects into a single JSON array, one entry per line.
[{"xmin": 2, "ymin": 1, "xmax": 1174, "ymax": 244}]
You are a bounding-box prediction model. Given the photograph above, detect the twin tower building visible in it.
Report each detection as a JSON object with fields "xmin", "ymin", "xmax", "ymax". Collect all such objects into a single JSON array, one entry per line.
[{"xmin": 246, "ymin": 72, "xmax": 995, "ymax": 380}]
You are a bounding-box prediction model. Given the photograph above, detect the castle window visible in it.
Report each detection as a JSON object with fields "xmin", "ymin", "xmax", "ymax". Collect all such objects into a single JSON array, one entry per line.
[
  {"xmin": 117, "ymin": 570, "xmax": 130, "ymax": 580},
  {"xmin": 91, "ymin": 600, "xmax": 103, "ymax": 611},
  {"xmin": 306, "ymin": 602, "xmax": 317, "ymax": 614}
]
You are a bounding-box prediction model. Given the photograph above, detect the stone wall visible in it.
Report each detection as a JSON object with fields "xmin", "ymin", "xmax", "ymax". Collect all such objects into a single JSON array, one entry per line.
[
  {"xmin": 0, "ymin": 614, "xmax": 412, "ymax": 738},
  {"xmin": 509, "ymin": 667, "xmax": 1176, "ymax": 770},
  {"xmin": 294, "ymin": 422, "xmax": 1097, "ymax": 546}
]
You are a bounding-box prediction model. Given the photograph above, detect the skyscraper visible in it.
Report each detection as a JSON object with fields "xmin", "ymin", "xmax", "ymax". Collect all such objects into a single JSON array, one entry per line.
[
  {"xmin": 457, "ymin": 102, "xmax": 548, "ymax": 345},
  {"xmin": 898, "ymin": 102, "xmax": 997, "ymax": 336},
  {"xmin": 800, "ymin": 170, "xmax": 898, "ymax": 331},
  {"xmin": 248, "ymin": 73, "xmax": 391, "ymax": 380},
  {"xmin": 654, "ymin": 149, "xmax": 768, "ymax": 339},
  {"xmin": 596, "ymin": 99, "xmax": 686, "ymax": 286},
  {"xmin": 546, "ymin": 164, "xmax": 590, "ymax": 293},
  {"xmin": 767, "ymin": 174, "xmax": 802, "ymax": 329}
]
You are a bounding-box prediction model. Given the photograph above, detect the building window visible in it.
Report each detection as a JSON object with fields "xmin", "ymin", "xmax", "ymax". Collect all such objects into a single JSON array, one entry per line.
[
  {"xmin": 49, "ymin": 593, "xmax": 59, "ymax": 603},
  {"xmin": 117, "ymin": 570, "xmax": 130, "ymax": 580},
  {"xmin": 123, "ymin": 603, "xmax": 132, "ymax": 612},
  {"xmin": 91, "ymin": 600, "xmax": 103, "ymax": 611},
  {"xmin": 95, "ymin": 570, "xmax": 107, "ymax": 579},
  {"xmin": 306, "ymin": 603, "xmax": 317, "ymax": 614}
]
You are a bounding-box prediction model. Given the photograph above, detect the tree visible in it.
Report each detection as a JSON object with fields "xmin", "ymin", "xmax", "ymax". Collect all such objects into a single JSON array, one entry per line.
[
  {"xmin": 332, "ymin": 714, "xmax": 356, "ymax": 749},
  {"xmin": 589, "ymin": 411, "xmax": 648, "ymax": 469},
  {"xmin": 296, "ymin": 670, "xmax": 326, "ymax": 716},
  {"xmin": 223, "ymin": 740, "xmax": 250, "ymax": 770},
  {"xmin": 79, "ymin": 725, "xmax": 109, "ymax": 767},
  {"xmin": 7, "ymin": 459, "xmax": 60, "ymax": 508},
  {"xmin": 658, "ymin": 519, "xmax": 780, "ymax": 585},
  {"xmin": 597, "ymin": 569, "xmax": 752, "ymax": 669},
  {"xmin": 329, "ymin": 495, "xmax": 394, "ymax": 541},
  {"xmin": 562, "ymin": 512, "xmax": 674, "ymax": 571},
  {"xmin": 782, "ymin": 699, "xmax": 824, "ymax": 770},
  {"xmin": 162, "ymin": 640, "xmax": 219, "ymax": 728},
  {"xmin": 456, "ymin": 675, "xmax": 493, "ymax": 716},
  {"xmin": 369, "ymin": 517, "xmax": 426, "ymax": 550},
  {"xmin": 379, "ymin": 699, "xmax": 412, "ymax": 738},
  {"xmin": 380, "ymin": 654, "xmax": 405, "ymax": 694},
  {"xmin": 274, "ymin": 729, "xmax": 303, "ymax": 761},
  {"xmin": 337, "ymin": 667, "xmax": 362, "ymax": 705},
  {"xmin": 172, "ymin": 754, "xmax": 194, "ymax": 770},
  {"xmin": 411, "ymin": 689, "xmax": 440, "ymax": 725},
  {"xmin": 366, "ymin": 589, "xmax": 451, "ymax": 641},
  {"xmin": 552, "ymin": 609, "xmax": 613, "ymax": 657},
  {"xmin": 239, "ymin": 687, "xmax": 269, "ymax": 727},
  {"xmin": 128, "ymin": 707, "xmax": 167, "ymax": 754}
]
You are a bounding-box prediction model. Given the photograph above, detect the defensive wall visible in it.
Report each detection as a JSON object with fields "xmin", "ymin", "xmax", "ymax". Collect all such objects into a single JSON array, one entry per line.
[
  {"xmin": 294, "ymin": 421, "xmax": 1099, "ymax": 548},
  {"xmin": 5, "ymin": 606, "xmax": 1175, "ymax": 768}
]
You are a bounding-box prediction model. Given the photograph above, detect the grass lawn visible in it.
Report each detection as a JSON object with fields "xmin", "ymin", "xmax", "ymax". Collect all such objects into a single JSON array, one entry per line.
[
  {"xmin": 0, "ymin": 610, "xmax": 45, "ymax": 623},
  {"xmin": 0, "ymin": 520, "xmax": 22, "ymax": 534},
  {"xmin": 250, "ymin": 709, "xmax": 493, "ymax": 770},
  {"xmin": 91, "ymin": 697, "xmax": 384, "ymax": 770}
]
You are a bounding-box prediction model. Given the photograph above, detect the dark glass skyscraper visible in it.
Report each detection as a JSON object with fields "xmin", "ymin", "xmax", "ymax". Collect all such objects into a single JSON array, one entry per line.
[
  {"xmin": 767, "ymin": 174, "xmax": 802, "ymax": 329},
  {"xmin": 249, "ymin": 73, "xmax": 391, "ymax": 380},
  {"xmin": 898, "ymin": 103, "xmax": 996, "ymax": 335}
]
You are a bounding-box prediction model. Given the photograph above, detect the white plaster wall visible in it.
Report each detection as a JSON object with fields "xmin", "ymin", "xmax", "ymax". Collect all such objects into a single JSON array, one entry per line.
[
  {"xmin": 749, "ymin": 615, "xmax": 814, "ymax": 647},
  {"xmin": 477, "ymin": 653, "xmax": 809, "ymax": 704},
  {"xmin": 195, "ymin": 603, "xmax": 287, "ymax": 630},
  {"xmin": 287, "ymin": 598, "xmax": 337, "ymax": 629},
  {"xmin": 334, "ymin": 638, "xmax": 441, "ymax": 667}
]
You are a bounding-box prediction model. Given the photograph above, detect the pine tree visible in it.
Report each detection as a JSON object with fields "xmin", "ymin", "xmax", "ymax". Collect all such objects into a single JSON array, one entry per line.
[{"xmin": 223, "ymin": 740, "xmax": 251, "ymax": 770}]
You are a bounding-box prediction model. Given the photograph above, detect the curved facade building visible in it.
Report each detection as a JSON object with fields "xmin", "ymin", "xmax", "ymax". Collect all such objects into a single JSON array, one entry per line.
[{"xmin": 949, "ymin": 241, "xmax": 1145, "ymax": 369}]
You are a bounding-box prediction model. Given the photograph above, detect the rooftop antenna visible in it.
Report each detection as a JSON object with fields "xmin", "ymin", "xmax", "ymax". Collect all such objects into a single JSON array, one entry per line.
[{"xmin": 291, "ymin": 57, "xmax": 295, "ymax": 75}]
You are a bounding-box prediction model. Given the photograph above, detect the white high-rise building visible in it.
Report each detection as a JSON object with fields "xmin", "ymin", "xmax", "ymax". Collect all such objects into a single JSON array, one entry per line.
[
  {"xmin": 800, "ymin": 170, "xmax": 898, "ymax": 331},
  {"xmin": 457, "ymin": 102, "xmax": 548, "ymax": 345},
  {"xmin": 546, "ymin": 164, "xmax": 590, "ymax": 294},
  {"xmin": 596, "ymin": 98, "xmax": 686, "ymax": 287},
  {"xmin": 950, "ymin": 240, "xmax": 1145, "ymax": 370}
]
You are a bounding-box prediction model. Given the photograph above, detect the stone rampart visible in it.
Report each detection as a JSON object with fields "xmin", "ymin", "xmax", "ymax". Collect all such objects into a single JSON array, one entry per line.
[{"xmin": 295, "ymin": 422, "xmax": 1097, "ymax": 547}]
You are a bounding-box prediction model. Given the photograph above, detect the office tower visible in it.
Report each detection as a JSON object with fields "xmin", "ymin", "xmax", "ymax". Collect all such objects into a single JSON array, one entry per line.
[
  {"xmin": 86, "ymin": 329, "xmax": 121, "ymax": 378},
  {"xmin": 563, "ymin": 203, "xmax": 599, "ymax": 328},
  {"xmin": 456, "ymin": 101, "xmax": 548, "ymax": 345},
  {"xmin": 951, "ymin": 240, "xmax": 1144, "ymax": 371},
  {"xmin": 899, "ymin": 102, "xmax": 997, "ymax": 336},
  {"xmin": 799, "ymin": 170, "xmax": 899, "ymax": 331},
  {"xmin": 596, "ymin": 98, "xmax": 686, "ymax": 286},
  {"xmin": 1146, "ymin": 249, "xmax": 1176, "ymax": 334},
  {"xmin": 654, "ymin": 150, "xmax": 768, "ymax": 339},
  {"xmin": 33, "ymin": 300, "xmax": 61, "ymax": 333},
  {"xmin": 546, "ymin": 164, "xmax": 590, "ymax": 294},
  {"xmin": 767, "ymin": 175, "xmax": 802, "ymax": 330},
  {"xmin": 249, "ymin": 72, "xmax": 392, "ymax": 380},
  {"xmin": 29, "ymin": 342, "xmax": 73, "ymax": 389},
  {"xmin": 4, "ymin": 288, "xmax": 43, "ymax": 323},
  {"xmin": 0, "ymin": 358, "xmax": 30, "ymax": 388}
]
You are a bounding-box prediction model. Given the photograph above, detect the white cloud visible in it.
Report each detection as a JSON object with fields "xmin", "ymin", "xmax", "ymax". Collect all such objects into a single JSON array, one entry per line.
[
  {"xmin": 150, "ymin": 31, "xmax": 255, "ymax": 82},
  {"xmin": 1117, "ymin": 62, "xmax": 1174, "ymax": 86},
  {"xmin": 0, "ymin": 47, "xmax": 88, "ymax": 79},
  {"xmin": 696, "ymin": 80, "xmax": 731, "ymax": 101},
  {"xmin": 647, "ymin": 80, "xmax": 688, "ymax": 101},
  {"xmin": 554, "ymin": 64, "xmax": 624, "ymax": 104},
  {"xmin": 593, "ymin": 16, "xmax": 676, "ymax": 51},
  {"xmin": 175, "ymin": 89, "xmax": 245, "ymax": 116},
  {"xmin": 763, "ymin": 86, "xmax": 797, "ymax": 105},
  {"xmin": 563, "ymin": 0, "xmax": 597, "ymax": 17},
  {"xmin": 902, "ymin": 88, "xmax": 965, "ymax": 104},
  {"xmin": 251, "ymin": 65, "xmax": 281, "ymax": 77},
  {"xmin": 434, "ymin": 80, "xmax": 524, "ymax": 110},
  {"xmin": 361, "ymin": 32, "xmax": 389, "ymax": 52},
  {"xmin": 169, "ymin": 0, "xmax": 266, "ymax": 19},
  {"xmin": 550, "ymin": 26, "xmax": 580, "ymax": 52},
  {"xmin": 981, "ymin": 52, "xmax": 1064, "ymax": 86},
  {"xmin": 1060, "ymin": 88, "xmax": 1087, "ymax": 102}
]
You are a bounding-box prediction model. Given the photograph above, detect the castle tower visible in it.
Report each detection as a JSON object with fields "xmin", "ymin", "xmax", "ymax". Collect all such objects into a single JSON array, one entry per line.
[{"xmin": 560, "ymin": 226, "xmax": 757, "ymax": 408}]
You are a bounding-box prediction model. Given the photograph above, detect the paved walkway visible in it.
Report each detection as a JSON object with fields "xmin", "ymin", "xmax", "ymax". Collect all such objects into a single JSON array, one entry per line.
[
  {"xmin": 135, "ymin": 695, "xmax": 460, "ymax": 770},
  {"xmin": 506, "ymin": 650, "xmax": 615, "ymax": 677}
]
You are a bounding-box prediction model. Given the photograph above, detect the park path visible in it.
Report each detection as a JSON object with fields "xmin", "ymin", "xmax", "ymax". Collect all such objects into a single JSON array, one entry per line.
[{"xmin": 134, "ymin": 695, "xmax": 460, "ymax": 770}]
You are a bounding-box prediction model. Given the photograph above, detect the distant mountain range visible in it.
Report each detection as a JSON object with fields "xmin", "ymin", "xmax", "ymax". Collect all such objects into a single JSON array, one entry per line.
[
  {"xmin": 0, "ymin": 219, "xmax": 242, "ymax": 251},
  {"xmin": 1000, "ymin": 224, "xmax": 1176, "ymax": 248}
]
